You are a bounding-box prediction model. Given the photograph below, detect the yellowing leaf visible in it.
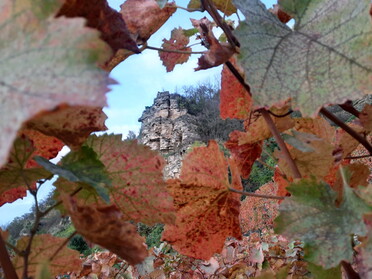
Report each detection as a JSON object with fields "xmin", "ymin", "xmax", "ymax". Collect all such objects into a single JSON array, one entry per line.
[
  {"xmin": 159, "ymin": 27, "xmax": 191, "ymax": 72},
  {"xmin": 163, "ymin": 141, "xmax": 242, "ymax": 260},
  {"xmin": 62, "ymin": 196, "xmax": 148, "ymax": 265},
  {"xmin": 275, "ymin": 178, "xmax": 372, "ymax": 268},
  {"xmin": 234, "ymin": 0, "xmax": 372, "ymax": 115},
  {"xmin": 85, "ymin": 134, "xmax": 175, "ymax": 225},
  {"xmin": 13, "ymin": 234, "xmax": 82, "ymax": 277},
  {"xmin": 120, "ymin": 0, "xmax": 176, "ymax": 44},
  {"xmin": 0, "ymin": 0, "xmax": 111, "ymax": 167},
  {"xmin": 187, "ymin": 0, "xmax": 237, "ymax": 16}
]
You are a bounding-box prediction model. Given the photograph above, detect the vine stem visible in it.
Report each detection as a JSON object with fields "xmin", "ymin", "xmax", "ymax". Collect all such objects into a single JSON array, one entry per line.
[
  {"xmin": 320, "ymin": 107, "xmax": 372, "ymax": 155},
  {"xmin": 224, "ymin": 61, "xmax": 252, "ymax": 96},
  {"xmin": 229, "ymin": 188, "xmax": 284, "ymax": 200},
  {"xmin": 0, "ymin": 233, "xmax": 19, "ymax": 279},
  {"xmin": 260, "ymin": 109, "xmax": 302, "ymax": 179},
  {"xmin": 345, "ymin": 154, "xmax": 372, "ymax": 160},
  {"xmin": 341, "ymin": 261, "xmax": 361, "ymax": 279},
  {"xmin": 339, "ymin": 101, "xmax": 360, "ymax": 118},
  {"xmin": 145, "ymin": 45, "xmax": 206, "ymax": 55}
]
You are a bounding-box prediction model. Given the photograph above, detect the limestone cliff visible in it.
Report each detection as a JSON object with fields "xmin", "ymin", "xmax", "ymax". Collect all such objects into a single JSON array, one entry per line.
[{"xmin": 138, "ymin": 91, "xmax": 201, "ymax": 178}]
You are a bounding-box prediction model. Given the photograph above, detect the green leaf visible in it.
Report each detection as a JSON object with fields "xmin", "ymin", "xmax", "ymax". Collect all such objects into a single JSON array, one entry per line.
[
  {"xmin": 183, "ymin": 28, "xmax": 199, "ymax": 37},
  {"xmin": 233, "ymin": 0, "xmax": 372, "ymax": 115},
  {"xmin": 275, "ymin": 178, "xmax": 372, "ymax": 268},
  {"xmin": 0, "ymin": 0, "xmax": 111, "ymax": 167},
  {"xmin": 35, "ymin": 146, "xmax": 111, "ymax": 203}
]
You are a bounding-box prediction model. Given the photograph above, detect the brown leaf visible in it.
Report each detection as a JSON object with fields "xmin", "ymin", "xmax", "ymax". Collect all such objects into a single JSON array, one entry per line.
[
  {"xmin": 269, "ymin": 4, "xmax": 292, "ymax": 23},
  {"xmin": 360, "ymin": 104, "xmax": 372, "ymax": 132},
  {"xmin": 13, "ymin": 234, "xmax": 82, "ymax": 277},
  {"xmin": 57, "ymin": 0, "xmax": 140, "ymax": 70},
  {"xmin": 24, "ymin": 105, "xmax": 107, "ymax": 149},
  {"xmin": 163, "ymin": 141, "xmax": 242, "ymax": 260},
  {"xmin": 220, "ymin": 56, "xmax": 252, "ymax": 120},
  {"xmin": 121, "ymin": 0, "xmax": 177, "ymax": 44},
  {"xmin": 159, "ymin": 27, "xmax": 191, "ymax": 72},
  {"xmin": 63, "ymin": 196, "xmax": 148, "ymax": 265},
  {"xmin": 191, "ymin": 17, "xmax": 236, "ymax": 70}
]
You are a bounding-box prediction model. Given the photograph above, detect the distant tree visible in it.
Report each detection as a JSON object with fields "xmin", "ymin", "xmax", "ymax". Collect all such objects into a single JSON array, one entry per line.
[{"xmin": 126, "ymin": 130, "xmax": 137, "ymax": 140}]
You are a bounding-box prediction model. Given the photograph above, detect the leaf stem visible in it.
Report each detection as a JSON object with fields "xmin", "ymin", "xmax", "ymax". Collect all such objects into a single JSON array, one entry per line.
[
  {"xmin": 345, "ymin": 154, "xmax": 372, "ymax": 160},
  {"xmin": 339, "ymin": 101, "xmax": 360, "ymax": 118},
  {"xmin": 200, "ymin": 0, "xmax": 240, "ymax": 49},
  {"xmin": 145, "ymin": 45, "xmax": 205, "ymax": 55},
  {"xmin": 224, "ymin": 61, "xmax": 252, "ymax": 96},
  {"xmin": 260, "ymin": 109, "xmax": 302, "ymax": 179},
  {"xmin": 229, "ymin": 187, "xmax": 284, "ymax": 200},
  {"xmin": 0, "ymin": 233, "xmax": 19, "ymax": 279},
  {"xmin": 320, "ymin": 107, "xmax": 372, "ymax": 155}
]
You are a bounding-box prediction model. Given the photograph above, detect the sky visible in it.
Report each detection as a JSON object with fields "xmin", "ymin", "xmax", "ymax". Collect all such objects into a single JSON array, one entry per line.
[{"xmin": 0, "ymin": 0, "xmax": 277, "ymax": 227}]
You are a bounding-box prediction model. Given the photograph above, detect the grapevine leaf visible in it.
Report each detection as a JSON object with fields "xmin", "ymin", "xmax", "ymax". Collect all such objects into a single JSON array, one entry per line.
[
  {"xmin": 360, "ymin": 104, "xmax": 372, "ymax": 132},
  {"xmin": 0, "ymin": 0, "xmax": 111, "ymax": 167},
  {"xmin": 187, "ymin": 0, "xmax": 237, "ymax": 16},
  {"xmin": 35, "ymin": 146, "xmax": 111, "ymax": 203},
  {"xmin": 13, "ymin": 234, "xmax": 82, "ymax": 277},
  {"xmin": 57, "ymin": 0, "xmax": 139, "ymax": 60},
  {"xmin": 356, "ymin": 213, "xmax": 372, "ymax": 279},
  {"xmin": 0, "ymin": 130, "xmax": 63, "ymax": 206},
  {"xmin": 35, "ymin": 262, "xmax": 51, "ymax": 279},
  {"xmin": 25, "ymin": 105, "xmax": 107, "ymax": 149},
  {"xmin": 191, "ymin": 17, "xmax": 236, "ymax": 70},
  {"xmin": 85, "ymin": 134, "xmax": 175, "ymax": 225},
  {"xmin": 275, "ymin": 140, "xmax": 334, "ymax": 180},
  {"xmin": 163, "ymin": 141, "xmax": 242, "ymax": 260},
  {"xmin": 62, "ymin": 196, "xmax": 148, "ymax": 265},
  {"xmin": 307, "ymin": 263, "xmax": 342, "ymax": 279},
  {"xmin": 220, "ymin": 57, "xmax": 252, "ymax": 120},
  {"xmin": 159, "ymin": 27, "xmax": 191, "ymax": 72},
  {"xmin": 275, "ymin": 178, "xmax": 372, "ymax": 268},
  {"xmin": 239, "ymin": 182, "xmax": 279, "ymax": 233},
  {"xmin": 120, "ymin": 0, "xmax": 177, "ymax": 44},
  {"xmin": 233, "ymin": 0, "xmax": 372, "ymax": 115},
  {"xmin": 224, "ymin": 136, "xmax": 262, "ymax": 179}
]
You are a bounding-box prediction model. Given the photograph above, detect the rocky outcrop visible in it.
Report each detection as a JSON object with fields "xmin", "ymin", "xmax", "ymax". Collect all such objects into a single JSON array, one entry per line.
[{"xmin": 138, "ymin": 91, "xmax": 201, "ymax": 178}]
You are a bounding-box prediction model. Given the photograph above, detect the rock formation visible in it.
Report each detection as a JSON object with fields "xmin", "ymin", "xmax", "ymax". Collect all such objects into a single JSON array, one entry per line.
[{"xmin": 138, "ymin": 91, "xmax": 201, "ymax": 178}]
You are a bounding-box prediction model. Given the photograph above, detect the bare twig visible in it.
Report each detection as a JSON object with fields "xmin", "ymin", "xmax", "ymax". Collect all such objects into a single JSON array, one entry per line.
[
  {"xmin": 0, "ymin": 233, "xmax": 19, "ymax": 279},
  {"xmin": 145, "ymin": 45, "xmax": 205, "ymax": 55},
  {"xmin": 320, "ymin": 107, "xmax": 372, "ymax": 155},
  {"xmin": 229, "ymin": 187, "xmax": 285, "ymax": 200},
  {"xmin": 260, "ymin": 109, "xmax": 302, "ymax": 179},
  {"xmin": 49, "ymin": 231, "xmax": 77, "ymax": 262}
]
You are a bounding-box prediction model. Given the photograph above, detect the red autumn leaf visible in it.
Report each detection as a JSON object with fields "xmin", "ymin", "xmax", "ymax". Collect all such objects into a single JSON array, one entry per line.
[
  {"xmin": 239, "ymin": 182, "xmax": 279, "ymax": 233},
  {"xmin": 220, "ymin": 56, "xmax": 252, "ymax": 120},
  {"xmin": 225, "ymin": 134, "xmax": 262, "ymax": 179},
  {"xmin": 0, "ymin": 0, "xmax": 111, "ymax": 168},
  {"xmin": 0, "ymin": 130, "xmax": 63, "ymax": 206},
  {"xmin": 274, "ymin": 167, "xmax": 291, "ymax": 201},
  {"xmin": 269, "ymin": 4, "xmax": 292, "ymax": 23},
  {"xmin": 13, "ymin": 234, "xmax": 82, "ymax": 277},
  {"xmin": 85, "ymin": 134, "xmax": 175, "ymax": 225},
  {"xmin": 24, "ymin": 105, "xmax": 107, "ymax": 149},
  {"xmin": 121, "ymin": 0, "xmax": 177, "ymax": 44},
  {"xmin": 57, "ymin": 0, "xmax": 139, "ymax": 71},
  {"xmin": 159, "ymin": 27, "xmax": 191, "ymax": 72},
  {"xmin": 191, "ymin": 17, "xmax": 236, "ymax": 71},
  {"xmin": 162, "ymin": 141, "xmax": 242, "ymax": 260},
  {"xmin": 62, "ymin": 196, "xmax": 148, "ymax": 265}
]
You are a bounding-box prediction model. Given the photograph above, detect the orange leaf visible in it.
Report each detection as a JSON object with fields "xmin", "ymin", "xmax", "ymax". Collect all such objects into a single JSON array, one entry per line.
[
  {"xmin": 159, "ymin": 28, "xmax": 191, "ymax": 72},
  {"xmin": 163, "ymin": 141, "xmax": 242, "ymax": 260},
  {"xmin": 121, "ymin": 0, "xmax": 176, "ymax": 44},
  {"xmin": 13, "ymin": 234, "xmax": 82, "ymax": 277},
  {"xmin": 25, "ymin": 105, "xmax": 107, "ymax": 149},
  {"xmin": 191, "ymin": 17, "xmax": 236, "ymax": 71},
  {"xmin": 63, "ymin": 196, "xmax": 148, "ymax": 265},
  {"xmin": 85, "ymin": 134, "xmax": 175, "ymax": 225},
  {"xmin": 220, "ymin": 57, "xmax": 252, "ymax": 120},
  {"xmin": 360, "ymin": 104, "xmax": 372, "ymax": 132}
]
